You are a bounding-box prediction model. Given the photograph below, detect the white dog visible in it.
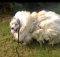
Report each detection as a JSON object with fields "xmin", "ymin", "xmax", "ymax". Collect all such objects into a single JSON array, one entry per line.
[{"xmin": 10, "ymin": 10, "xmax": 60, "ymax": 46}]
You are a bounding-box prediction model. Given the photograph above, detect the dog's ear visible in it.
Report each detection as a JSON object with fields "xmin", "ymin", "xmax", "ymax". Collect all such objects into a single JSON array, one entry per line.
[{"xmin": 17, "ymin": 19, "xmax": 20, "ymax": 24}]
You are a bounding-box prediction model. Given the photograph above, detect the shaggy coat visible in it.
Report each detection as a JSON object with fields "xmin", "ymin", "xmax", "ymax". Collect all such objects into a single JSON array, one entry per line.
[{"xmin": 10, "ymin": 10, "xmax": 60, "ymax": 46}]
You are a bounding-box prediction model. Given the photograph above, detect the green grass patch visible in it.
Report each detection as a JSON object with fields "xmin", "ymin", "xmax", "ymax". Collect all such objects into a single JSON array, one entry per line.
[{"xmin": 0, "ymin": 16, "xmax": 60, "ymax": 57}]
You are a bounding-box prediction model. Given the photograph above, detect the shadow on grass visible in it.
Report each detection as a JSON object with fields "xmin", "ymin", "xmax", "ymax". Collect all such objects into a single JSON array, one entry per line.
[{"xmin": 14, "ymin": 38, "xmax": 60, "ymax": 51}]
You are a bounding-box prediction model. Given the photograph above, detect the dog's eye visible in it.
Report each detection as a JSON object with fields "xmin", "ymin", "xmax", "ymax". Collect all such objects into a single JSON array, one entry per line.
[
  {"xmin": 11, "ymin": 28, "xmax": 14, "ymax": 30},
  {"xmin": 15, "ymin": 24, "xmax": 18, "ymax": 26}
]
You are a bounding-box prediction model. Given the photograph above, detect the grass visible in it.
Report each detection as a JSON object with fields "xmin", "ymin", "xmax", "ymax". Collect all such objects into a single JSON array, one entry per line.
[{"xmin": 0, "ymin": 15, "xmax": 60, "ymax": 57}]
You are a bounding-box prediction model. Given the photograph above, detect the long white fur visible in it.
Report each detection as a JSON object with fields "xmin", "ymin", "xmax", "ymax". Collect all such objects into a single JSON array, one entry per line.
[
  {"xmin": 33, "ymin": 10, "xmax": 60, "ymax": 46},
  {"xmin": 10, "ymin": 10, "xmax": 60, "ymax": 46}
]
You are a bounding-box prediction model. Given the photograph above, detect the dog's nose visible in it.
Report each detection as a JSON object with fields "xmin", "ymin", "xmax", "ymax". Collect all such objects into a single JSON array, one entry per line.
[{"xmin": 11, "ymin": 28, "xmax": 14, "ymax": 30}]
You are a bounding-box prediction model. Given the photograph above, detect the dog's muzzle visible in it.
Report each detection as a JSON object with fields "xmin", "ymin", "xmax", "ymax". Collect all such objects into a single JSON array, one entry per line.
[{"xmin": 11, "ymin": 27, "xmax": 19, "ymax": 33}]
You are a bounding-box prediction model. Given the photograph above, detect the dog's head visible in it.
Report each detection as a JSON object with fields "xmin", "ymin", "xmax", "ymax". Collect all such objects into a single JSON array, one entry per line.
[
  {"xmin": 10, "ymin": 17, "xmax": 20, "ymax": 39},
  {"xmin": 10, "ymin": 11, "xmax": 30, "ymax": 40}
]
